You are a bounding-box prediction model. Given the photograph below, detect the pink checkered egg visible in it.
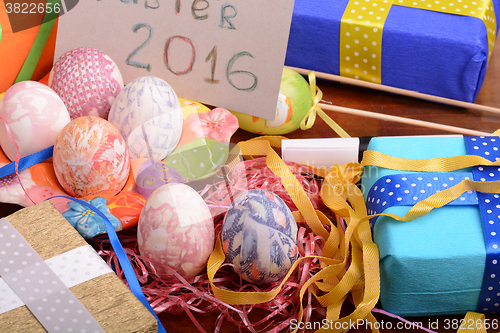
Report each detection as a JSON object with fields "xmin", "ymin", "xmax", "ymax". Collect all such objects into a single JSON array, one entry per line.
[
  {"xmin": 137, "ymin": 183, "xmax": 214, "ymax": 282},
  {"xmin": 49, "ymin": 47, "xmax": 123, "ymax": 120},
  {"xmin": 221, "ymin": 189, "xmax": 299, "ymax": 285},
  {"xmin": 0, "ymin": 81, "xmax": 70, "ymax": 161},
  {"xmin": 53, "ymin": 116, "xmax": 130, "ymax": 198}
]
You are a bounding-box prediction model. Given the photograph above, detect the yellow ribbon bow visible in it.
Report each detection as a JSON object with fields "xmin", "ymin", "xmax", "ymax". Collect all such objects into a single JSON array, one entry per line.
[{"xmin": 299, "ymin": 71, "xmax": 351, "ymax": 138}]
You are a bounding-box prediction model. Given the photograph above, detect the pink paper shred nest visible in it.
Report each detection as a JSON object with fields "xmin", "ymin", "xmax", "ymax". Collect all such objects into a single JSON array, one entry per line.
[
  {"xmin": 201, "ymin": 157, "xmax": 327, "ymax": 218},
  {"xmin": 93, "ymin": 157, "xmax": 339, "ymax": 333}
]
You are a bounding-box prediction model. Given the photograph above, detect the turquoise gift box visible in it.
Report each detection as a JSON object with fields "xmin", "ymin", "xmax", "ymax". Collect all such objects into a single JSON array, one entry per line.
[{"xmin": 361, "ymin": 135, "xmax": 500, "ymax": 316}]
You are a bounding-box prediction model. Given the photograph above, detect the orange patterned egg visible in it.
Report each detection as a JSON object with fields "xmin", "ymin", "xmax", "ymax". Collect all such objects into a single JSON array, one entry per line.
[{"xmin": 53, "ymin": 116, "xmax": 130, "ymax": 198}]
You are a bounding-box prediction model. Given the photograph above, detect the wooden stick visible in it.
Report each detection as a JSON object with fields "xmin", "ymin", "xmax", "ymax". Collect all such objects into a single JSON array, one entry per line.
[
  {"xmin": 320, "ymin": 102, "xmax": 491, "ymax": 136},
  {"xmin": 287, "ymin": 66, "xmax": 500, "ymax": 116}
]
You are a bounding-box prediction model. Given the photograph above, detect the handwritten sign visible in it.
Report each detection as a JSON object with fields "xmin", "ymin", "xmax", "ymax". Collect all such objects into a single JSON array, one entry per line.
[{"xmin": 54, "ymin": 0, "xmax": 295, "ymax": 120}]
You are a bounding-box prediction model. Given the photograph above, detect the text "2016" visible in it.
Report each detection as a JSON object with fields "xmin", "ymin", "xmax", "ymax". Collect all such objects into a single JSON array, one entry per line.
[{"xmin": 122, "ymin": 0, "xmax": 258, "ymax": 91}]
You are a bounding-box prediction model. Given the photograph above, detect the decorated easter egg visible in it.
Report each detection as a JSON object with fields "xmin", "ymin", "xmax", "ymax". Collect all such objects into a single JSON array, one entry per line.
[
  {"xmin": 134, "ymin": 159, "xmax": 184, "ymax": 199},
  {"xmin": 230, "ymin": 67, "xmax": 313, "ymax": 135},
  {"xmin": 108, "ymin": 76, "xmax": 183, "ymax": 160},
  {"xmin": 221, "ymin": 189, "xmax": 299, "ymax": 285},
  {"xmin": 163, "ymin": 137, "xmax": 229, "ymax": 181},
  {"xmin": 53, "ymin": 116, "xmax": 130, "ymax": 198},
  {"xmin": 49, "ymin": 47, "xmax": 124, "ymax": 119},
  {"xmin": 137, "ymin": 183, "xmax": 214, "ymax": 281},
  {"xmin": 0, "ymin": 81, "xmax": 70, "ymax": 161}
]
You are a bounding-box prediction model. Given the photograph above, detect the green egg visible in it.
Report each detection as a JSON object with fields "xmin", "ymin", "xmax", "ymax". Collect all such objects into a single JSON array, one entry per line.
[
  {"xmin": 230, "ymin": 67, "xmax": 313, "ymax": 135},
  {"xmin": 164, "ymin": 137, "xmax": 229, "ymax": 181}
]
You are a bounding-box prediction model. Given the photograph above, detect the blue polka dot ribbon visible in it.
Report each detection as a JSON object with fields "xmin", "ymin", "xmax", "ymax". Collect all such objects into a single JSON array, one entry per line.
[
  {"xmin": 366, "ymin": 172, "xmax": 478, "ymax": 224},
  {"xmin": 0, "ymin": 146, "xmax": 53, "ymax": 179},
  {"xmin": 465, "ymin": 136, "xmax": 500, "ymax": 313},
  {"xmin": 366, "ymin": 136, "xmax": 500, "ymax": 314}
]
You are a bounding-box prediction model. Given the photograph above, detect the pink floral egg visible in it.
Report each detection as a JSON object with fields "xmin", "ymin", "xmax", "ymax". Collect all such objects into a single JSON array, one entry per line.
[
  {"xmin": 53, "ymin": 116, "xmax": 130, "ymax": 198},
  {"xmin": 137, "ymin": 183, "xmax": 214, "ymax": 282},
  {"xmin": 0, "ymin": 81, "xmax": 70, "ymax": 161},
  {"xmin": 49, "ymin": 47, "xmax": 123, "ymax": 119}
]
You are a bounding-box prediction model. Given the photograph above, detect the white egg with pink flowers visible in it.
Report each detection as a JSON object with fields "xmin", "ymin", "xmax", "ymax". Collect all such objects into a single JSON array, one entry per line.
[
  {"xmin": 0, "ymin": 81, "xmax": 70, "ymax": 161},
  {"xmin": 137, "ymin": 182, "xmax": 214, "ymax": 282}
]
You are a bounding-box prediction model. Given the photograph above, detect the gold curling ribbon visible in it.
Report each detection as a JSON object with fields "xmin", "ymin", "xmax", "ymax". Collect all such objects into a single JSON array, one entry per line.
[
  {"xmin": 208, "ymin": 138, "xmax": 491, "ymax": 332},
  {"xmin": 340, "ymin": 0, "xmax": 496, "ymax": 83},
  {"xmin": 300, "ymin": 72, "xmax": 351, "ymax": 138},
  {"xmin": 207, "ymin": 137, "xmax": 381, "ymax": 333}
]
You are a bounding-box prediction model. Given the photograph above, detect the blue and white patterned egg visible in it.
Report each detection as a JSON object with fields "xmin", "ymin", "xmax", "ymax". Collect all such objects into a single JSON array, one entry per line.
[
  {"xmin": 221, "ymin": 189, "xmax": 299, "ymax": 285},
  {"xmin": 108, "ymin": 76, "xmax": 183, "ymax": 160}
]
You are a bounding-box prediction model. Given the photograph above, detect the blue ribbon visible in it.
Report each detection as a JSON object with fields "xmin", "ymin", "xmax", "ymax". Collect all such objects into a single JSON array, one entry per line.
[
  {"xmin": 366, "ymin": 136, "xmax": 500, "ymax": 314},
  {"xmin": 366, "ymin": 172, "xmax": 478, "ymax": 226},
  {"xmin": 0, "ymin": 145, "xmax": 54, "ymax": 178},
  {"xmin": 464, "ymin": 136, "xmax": 500, "ymax": 313}
]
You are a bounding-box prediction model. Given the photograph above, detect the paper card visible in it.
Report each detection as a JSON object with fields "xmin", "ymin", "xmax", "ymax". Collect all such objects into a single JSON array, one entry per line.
[
  {"xmin": 282, "ymin": 138, "xmax": 360, "ymax": 167},
  {"xmin": 54, "ymin": 0, "xmax": 295, "ymax": 120}
]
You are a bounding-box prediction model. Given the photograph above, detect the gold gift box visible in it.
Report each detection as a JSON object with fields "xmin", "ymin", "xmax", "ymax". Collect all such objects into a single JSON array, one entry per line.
[{"xmin": 0, "ymin": 200, "xmax": 157, "ymax": 333}]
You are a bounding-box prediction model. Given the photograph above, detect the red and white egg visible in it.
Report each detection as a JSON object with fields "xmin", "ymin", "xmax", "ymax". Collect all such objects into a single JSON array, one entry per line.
[
  {"xmin": 49, "ymin": 47, "xmax": 123, "ymax": 120},
  {"xmin": 137, "ymin": 182, "xmax": 214, "ymax": 282}
]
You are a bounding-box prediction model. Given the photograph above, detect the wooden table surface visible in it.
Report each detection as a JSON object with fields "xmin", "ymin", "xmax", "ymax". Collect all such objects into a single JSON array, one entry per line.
[{"xmin": 2, "ymin": 44, "xmax": 500, "ymax": 333}]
